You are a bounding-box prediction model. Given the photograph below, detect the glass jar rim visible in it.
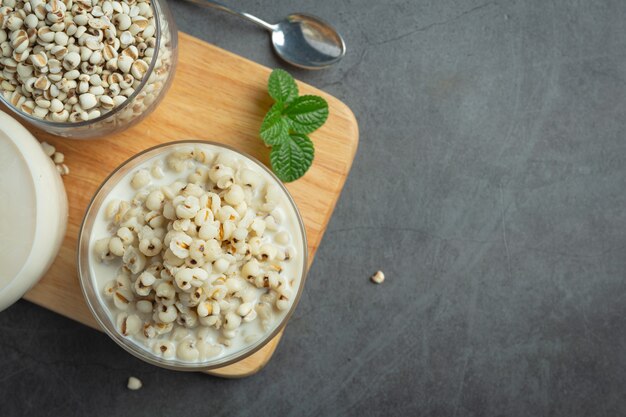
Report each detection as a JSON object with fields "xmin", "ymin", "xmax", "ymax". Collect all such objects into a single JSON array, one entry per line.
[{"xmin": 77, "ymin": 140, "xmax": 309, "ymax": 371}]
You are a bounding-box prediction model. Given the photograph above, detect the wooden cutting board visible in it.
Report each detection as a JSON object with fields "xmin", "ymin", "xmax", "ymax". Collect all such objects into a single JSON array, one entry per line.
[{"xmin": 7, "ymin": 32, "xmax": 358, "ymax": 378}]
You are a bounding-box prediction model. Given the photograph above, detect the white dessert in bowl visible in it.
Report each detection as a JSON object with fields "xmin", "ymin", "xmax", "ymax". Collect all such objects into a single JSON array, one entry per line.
[{"xmin": 78, "ymin": 141, "xmax": 307, "ymax": 370}]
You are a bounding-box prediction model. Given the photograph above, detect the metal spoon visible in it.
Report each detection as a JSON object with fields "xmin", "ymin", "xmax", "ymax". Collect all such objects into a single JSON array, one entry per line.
[{"xmin": 183, "ymin": 0, "xmax": 346, "ymax": 69}]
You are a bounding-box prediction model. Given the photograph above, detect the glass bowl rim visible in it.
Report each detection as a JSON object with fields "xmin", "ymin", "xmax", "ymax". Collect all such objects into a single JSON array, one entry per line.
[
  {"xmin": 0, "ymin": 0, "xmax": 169, "ymax": 129},
  {"xmin": 77, "ymin": 140, "xmax": 309, "ymax": 371}
]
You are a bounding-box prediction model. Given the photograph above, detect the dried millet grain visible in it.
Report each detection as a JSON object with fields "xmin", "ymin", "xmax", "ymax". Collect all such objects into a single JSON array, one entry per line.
[
  {"xmin": 40, "ymin": 141, "xmax": 70, "ymax": 176},
  {"xmin": 127, "ymin": 376, "xmax": 142, "ymax": 390},
  {"xmin": 370, "ymin": 270, "xmax": 385, "ymax": 284}
]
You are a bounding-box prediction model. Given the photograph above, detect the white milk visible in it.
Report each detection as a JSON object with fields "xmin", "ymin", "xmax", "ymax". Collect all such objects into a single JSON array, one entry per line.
[
  {"xmin": 88, "ymin": 144, "xmax": 305, "ymax": 363},
  {"xmin": 0, "ymin": 138, "xmax": 36, "ymax": 291},
  {"xmin": 0, "ymin": 111, "xmax": 68, "ymax": 312}
]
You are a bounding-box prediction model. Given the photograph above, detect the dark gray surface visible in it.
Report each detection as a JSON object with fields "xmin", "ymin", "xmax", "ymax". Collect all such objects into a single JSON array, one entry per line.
[{"xmin": 2, "ymin": 0, "xmax": 626, "ymax": 415}]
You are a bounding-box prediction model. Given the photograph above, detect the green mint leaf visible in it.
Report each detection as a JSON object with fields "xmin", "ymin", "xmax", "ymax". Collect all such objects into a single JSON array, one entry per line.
[
  {"xmin": 270, "ymin": 134, "xmax": 315, "ymax": 182},
  {"xmin": 284, "ymin": 95, "xmax": 329, "ymax": 134},
  {"xmin": 260, "ymin": 104, "xmax": 290, "ymax": 145},
  {"xmin": 268, "ymin": 69, "xmax": 299, "ymax": 103}
]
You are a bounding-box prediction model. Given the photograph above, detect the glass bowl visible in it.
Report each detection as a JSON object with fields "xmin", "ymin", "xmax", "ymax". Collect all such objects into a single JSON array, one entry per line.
[
  {"xmin": 0, "ymin": 0, "xmax": 178, "ymax": 140},
  {"xmin": 77, "ymin": 141, "xmax": 308, "ymax": 371}
]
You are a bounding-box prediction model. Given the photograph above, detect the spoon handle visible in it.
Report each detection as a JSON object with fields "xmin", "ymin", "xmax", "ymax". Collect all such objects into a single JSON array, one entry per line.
[{"xmin": 183, "ymin": 0, "xmax": 276, "ymax": 32}]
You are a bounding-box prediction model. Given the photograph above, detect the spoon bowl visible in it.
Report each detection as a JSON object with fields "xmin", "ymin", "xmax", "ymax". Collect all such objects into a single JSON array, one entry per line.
[{"xmin": 272, "ymin": 14, "xmax": 346, "ymax": 69}]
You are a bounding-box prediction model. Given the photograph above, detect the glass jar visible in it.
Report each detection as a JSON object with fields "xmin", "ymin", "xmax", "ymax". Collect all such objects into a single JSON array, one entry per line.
[
  {"xmin": 77, "ymin": 141, "xmax": 308, "ymax": 371},
  {"xmin": 0, "ymin": 0, "xmax": 178, "ymax": 139}
]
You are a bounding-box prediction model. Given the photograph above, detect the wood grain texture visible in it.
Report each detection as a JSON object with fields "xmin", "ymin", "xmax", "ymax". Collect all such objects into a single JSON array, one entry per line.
[{"xmin": 11, "ymin": 32, "xmax": 358, "ymax": 378}]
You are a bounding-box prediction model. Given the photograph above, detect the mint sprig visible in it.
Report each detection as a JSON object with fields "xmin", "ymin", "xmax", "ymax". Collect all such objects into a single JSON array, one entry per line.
[{"xmin": 260, "ymin": 69, "xmax": 328, "ymax": 182}]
